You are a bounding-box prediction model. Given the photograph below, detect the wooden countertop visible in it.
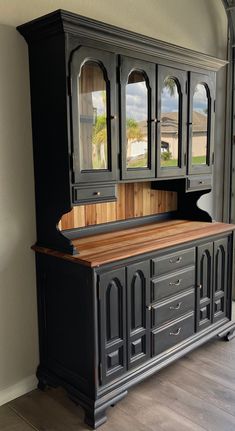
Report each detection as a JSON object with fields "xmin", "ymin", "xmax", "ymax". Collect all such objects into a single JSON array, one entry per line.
[{"xmin": 33, "ymin": 219, "xmax": 235, "ymax": 268}]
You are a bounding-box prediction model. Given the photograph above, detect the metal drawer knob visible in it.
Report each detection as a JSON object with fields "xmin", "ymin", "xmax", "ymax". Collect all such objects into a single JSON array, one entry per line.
[
  {"xmin": 169, "ymin": 279, "xmax": 182, "ymax": 287},
  {"xmin": 199, "ymin": 181, "xmax": 204, "ymax": 185},
  {"xmin": 169, "ymin": 256, "xmax": 182, "ymax": 264},
  {"xmin": 169, "ymin": 301, "xmax": 182, "ymax": 310},
  {"xmin": 93, "ymin": 191, "xmax": 101, "ymax": 196},
  {"xmin": 146, "ymin": 305, "xmax": 152, "ymax": 311},
  {"xmin": 170, "ymin": 327, "xmax": 181, "ymax": 336}
]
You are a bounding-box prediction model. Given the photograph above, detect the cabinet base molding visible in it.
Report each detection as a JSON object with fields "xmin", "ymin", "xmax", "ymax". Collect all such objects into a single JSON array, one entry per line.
[{"xmin": 36, "ymin": 318, "xmax": 233, "ymax": 429}]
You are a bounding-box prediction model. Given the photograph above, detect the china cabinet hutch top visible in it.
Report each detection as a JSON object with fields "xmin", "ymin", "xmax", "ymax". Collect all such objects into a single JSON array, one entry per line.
[{"xmin": 17, "ymin": 9, "xmax": 228, "ymax": 255}]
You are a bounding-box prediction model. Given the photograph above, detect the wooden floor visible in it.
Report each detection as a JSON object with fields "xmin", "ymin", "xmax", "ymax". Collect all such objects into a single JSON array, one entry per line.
[{"xmin": 1, "ymin": 306, "xmax": 235, "ymax": 431}]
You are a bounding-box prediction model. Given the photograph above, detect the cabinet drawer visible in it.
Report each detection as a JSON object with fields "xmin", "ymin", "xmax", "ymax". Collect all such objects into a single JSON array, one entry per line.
[
  {"xmin": 152, "ymin": 289, "xmax": 195, "ymax": 328},
  {"xmin": 187, "ymin": 175, "xmax": 212, "ymax": 191},
  {"xmin": 151, "ymin": 267, "xmax": 195, "ymax": 302},
  {"xmin": 73, "ymin": 184, "xmax": 117, "ymax": 204},
  {"xmin": 151, "ymin": 248, "xmax": 195, "ymax": 277},
  {"xmin": 152, "ymin": 313, "xmax": 195, "ymax": 356}
]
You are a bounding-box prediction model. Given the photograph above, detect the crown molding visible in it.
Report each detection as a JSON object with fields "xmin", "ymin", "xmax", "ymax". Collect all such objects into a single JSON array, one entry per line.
[{"xmin": 17, "ymin": 9, "xmax": 227, "ymax": 72}]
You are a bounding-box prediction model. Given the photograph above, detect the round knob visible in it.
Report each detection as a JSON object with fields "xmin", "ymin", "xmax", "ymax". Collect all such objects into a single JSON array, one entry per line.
[
  {"xmin": 93, "ymin": 191, "xmax": 101, "ymax": 196},
  {"xmin": 146, "ymin": 305, "xmax": 152, "ymax": 311}
]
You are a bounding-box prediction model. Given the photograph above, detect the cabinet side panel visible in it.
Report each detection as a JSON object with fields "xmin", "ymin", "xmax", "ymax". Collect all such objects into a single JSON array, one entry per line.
[{"xmin": 36, "ymin": 253, "xmax": 97, "ymax": 397}]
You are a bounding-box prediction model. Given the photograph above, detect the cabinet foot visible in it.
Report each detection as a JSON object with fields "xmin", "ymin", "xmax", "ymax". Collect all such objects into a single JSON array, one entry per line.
[
  {"xmin": 84, "ymin": 408, "xmax": 107, "ymax": 429},
  {"xmin": 218, "ymin": 323, "xmax": 235, "ymax": 341},
  {"xmin": 36, "ymin": 367, "xmax": 58, "ymax": 390}
]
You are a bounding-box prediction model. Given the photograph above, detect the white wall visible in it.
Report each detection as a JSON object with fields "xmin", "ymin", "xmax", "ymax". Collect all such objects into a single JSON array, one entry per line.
[{"xmin": 0, "ymin": 0, "xmax": 228, "ymax": 404}]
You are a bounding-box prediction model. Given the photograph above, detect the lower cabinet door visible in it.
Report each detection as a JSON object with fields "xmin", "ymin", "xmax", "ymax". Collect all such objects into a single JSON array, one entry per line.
[
  {"xmin": 196, "ymin": 241, "xmax": 213, "ymax": 331},
  {"xmin": 213, "ymin": 236, "xmax": 229, "ymax": 322},
  {"xmin": 127, "ymin": 261, "xmax": 150, "ymax": 369},
  {"xmin": 98, "ymin": 268, "xmax": 127, "ymax": 384}
]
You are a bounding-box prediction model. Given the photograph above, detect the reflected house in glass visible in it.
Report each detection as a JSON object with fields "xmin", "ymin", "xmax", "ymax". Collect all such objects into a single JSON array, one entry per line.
[{"xmin": 161, "ymin": 111, "xmax": 207, "ymax": 163}]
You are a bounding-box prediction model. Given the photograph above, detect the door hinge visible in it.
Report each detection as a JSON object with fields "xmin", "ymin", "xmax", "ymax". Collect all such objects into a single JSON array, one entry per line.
[
  {"xmin": 118, "ymin": 153, "xmax": 121, "ymax": 168},
  {"xmin": 185, "ymin": 81, "xmax": 188, "ymax": 94},
  {"xmin": 67, "ymin": 76, "xmax": 72, "ymax": 96},
  {"xmin": 97, "ymin": 277, "xmax": 101, "ymax": 301},
  {"xmin": 99, "ymin": 363, "xmax": 103, "ymax": 382},
  {"xmin": 214, "ymin": 99, "xmax": 216, "ymax": 113},
  {"xmin": 184, "ymin": 153, "xmax": 187, "ymax": 166},
  {"xmin": 212, "ymin": 152, "xmax": 215, "ymax": 165}
]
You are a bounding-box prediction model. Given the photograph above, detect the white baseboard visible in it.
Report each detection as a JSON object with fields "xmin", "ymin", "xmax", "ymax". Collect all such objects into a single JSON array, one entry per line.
[{"xmin": 0, "ymin": 375, "xmax": 37, "ymax": 406}]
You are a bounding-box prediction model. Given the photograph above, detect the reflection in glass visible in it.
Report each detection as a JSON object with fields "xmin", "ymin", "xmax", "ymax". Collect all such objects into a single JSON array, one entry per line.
[
  {"xmin": 126, "ymin": 71, "xmax": 148, "ymax": 168},
  {"xmin": 160, "ymin": 77, "xmax": 179, "ymax": 168},
  {"xmin": 79, "ymin": 61, "xmax": 108, "ymax": 170},
  {"xmin": 192, "ymin": 84, "xmax": 208, "ymax": 165}
]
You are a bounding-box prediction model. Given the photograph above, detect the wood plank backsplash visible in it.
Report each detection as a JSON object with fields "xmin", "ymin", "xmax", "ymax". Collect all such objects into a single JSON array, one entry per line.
[{"xmin": 59, "ymin": 183, "xmax": 177, "ymax": 230}]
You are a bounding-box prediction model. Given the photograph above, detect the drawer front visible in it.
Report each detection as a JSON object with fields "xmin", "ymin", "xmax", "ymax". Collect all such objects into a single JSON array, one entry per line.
[
  {"xmin": 73, "ymin": 184, "xmax": 117, "ymax": 204},
  {"xmin": 151, "ymin": 248, "xmax": 195, "ymax": 277},
  {"xmin": 152, "ymin": 289, "xmax": 195, "ymax": 328},
  {"xmin": 151, "ymin": 267, "xmax": 195, "ymax": 302},
  {"xmin": 187, "ymin": 175, "xmax": 212, "ymax": 191},
  {"xmin": 152, "ymin": 313, "xmax": 195, "ymax": 356}
]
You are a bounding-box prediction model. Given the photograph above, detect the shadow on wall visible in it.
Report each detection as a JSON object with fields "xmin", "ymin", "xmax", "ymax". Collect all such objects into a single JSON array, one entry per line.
[{"xmin": 0, "ymin": 24, "xmax": 38, "ymax": 394}]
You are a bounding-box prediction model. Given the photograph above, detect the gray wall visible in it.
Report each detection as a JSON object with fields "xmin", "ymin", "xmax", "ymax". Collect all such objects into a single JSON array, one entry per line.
[{"xmin": 0, "ymin": 0, "xmax": 228, "ymax": 404}]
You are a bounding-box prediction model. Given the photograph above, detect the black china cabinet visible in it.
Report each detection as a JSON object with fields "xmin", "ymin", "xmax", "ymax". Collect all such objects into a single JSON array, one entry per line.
[{"xmin": 17, "ymin": 10, "xmax": 235, "ymax": 429}]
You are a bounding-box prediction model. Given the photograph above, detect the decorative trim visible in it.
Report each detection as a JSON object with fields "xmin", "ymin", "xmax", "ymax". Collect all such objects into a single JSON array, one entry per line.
[
  {"xmin": 0, "ymin": 375, "xmax": 37, "ymax": 406},
  {"xmin": 17, "ymin": 9, "xmax": 227, "ymax": 72}
]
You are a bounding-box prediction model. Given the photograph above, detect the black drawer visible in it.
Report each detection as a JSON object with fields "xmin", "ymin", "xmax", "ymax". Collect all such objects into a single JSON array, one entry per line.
[
  {"xmin": 151, "ymin": 267, "xmax": 195, "ymax": 302},
  {"xmin": 152, "ymin": 288, "xmax": 195, "ymax": 328},
  {"xmin": 186, "ymin": 175, "xmax": 212, "ymax": 192},
  {"xmin": 151, "ymin": 248, "xmax": 195, "ymax": 277},
  {"xmin": 152, "ymin": 312, "xmax": 195, "ymax": 356},
  {"xmin": 73, "ymin": 184, "xmax": 117, "ymax": 204}
]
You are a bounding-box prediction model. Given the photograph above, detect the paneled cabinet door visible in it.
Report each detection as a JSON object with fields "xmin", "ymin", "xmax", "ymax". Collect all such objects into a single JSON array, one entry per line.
[
  {"xmin": 127, "ymin": 261, "xmax": 150, "ymax": 369},
  {"xmin": 196, "ymin": 242, "xmax": 213, "ymax": 331},
  {"xmin": 70, "ymin": 46, "xmax": 117, "ymax": 184},
  {"xmin": 213, "ymin": 237, "xmax": 228, "ymax": 323},
  {"xmin": 98, "ymin": 268, "xmax": 126, "ymax": 384},
  {"xmin": 157, "ymin": 66, "xmax": 187, "ymax": 177},
  {"xmin": 119, "ymin": 56, "xmax": 156, "ymax": 179},
  {"xmin": 188, "ymin": 72, "xmax": 215, "ymax": 175}
]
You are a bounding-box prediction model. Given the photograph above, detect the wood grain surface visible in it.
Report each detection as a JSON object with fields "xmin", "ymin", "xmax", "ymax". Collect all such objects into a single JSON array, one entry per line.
[
  {"xmin": 33, "ymin": 220, "xmax": 235, "ymax": 267},
  {"xmin": 59, "ymin": 183, "xmax": 177, "ymax": 230}
]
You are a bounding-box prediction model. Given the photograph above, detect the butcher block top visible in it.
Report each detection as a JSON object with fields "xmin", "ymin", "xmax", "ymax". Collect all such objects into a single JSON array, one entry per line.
[{"xmin": 33, "ymin": 219, "xmax": 235, "ymax": 268}]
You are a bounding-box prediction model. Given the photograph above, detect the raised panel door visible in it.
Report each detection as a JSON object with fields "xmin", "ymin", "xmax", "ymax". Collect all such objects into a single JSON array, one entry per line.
[
  {"xmin": 197, "ymin": 242, "xmax": 213, "ymax": 331},
  {"xmin": 127, "ymin": 261, "xmax": 150, "ymax": 368},
  {"xmin": 98, "ymin": 268, "xmax": 126, "ymax": 384},
  {"xmin": 213, "ymin": 237, "xmax": 228, "ymax": 322}
]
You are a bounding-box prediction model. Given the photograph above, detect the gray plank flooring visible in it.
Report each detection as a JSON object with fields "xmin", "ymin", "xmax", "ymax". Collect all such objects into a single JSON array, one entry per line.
[{"xmin": 1, "ymin": 315, "xmax": 235, "ymax": 430}]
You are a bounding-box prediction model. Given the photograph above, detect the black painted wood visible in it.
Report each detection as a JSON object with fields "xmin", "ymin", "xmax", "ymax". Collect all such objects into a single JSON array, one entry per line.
[
  {"xmin": 188, "ymin": 71, "xmax": 216, "ymax": 175},
  {"xmin": 70, "ymin": 46, "xmax": 118, "ymax": 184},
  {"xmin": 157, "ymin": 65, "xmax": 187, "ymax": 178},
  {"xmin": 119, "ymin": 56, "xmax": 156, "ymax": 180},
  {"xmin": 126, "ymin": 261, "xmax": 150, "ymax": 368},
  {"xmin": 196, "ymin": 241, "xmax": 213, "ymax": 331},
  {"xmin": 213, "ymin": 236, "xmax": 228, "ymax": 323},
  {"xmin": 98, "ymin": 268, "xmax": 127, "ymax": 384}
]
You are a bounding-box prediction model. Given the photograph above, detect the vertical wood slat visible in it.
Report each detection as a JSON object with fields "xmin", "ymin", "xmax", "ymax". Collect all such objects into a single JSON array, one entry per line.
[{"xmin": 60, "ymin": 183, "xmax": 177, "ymax": 230}]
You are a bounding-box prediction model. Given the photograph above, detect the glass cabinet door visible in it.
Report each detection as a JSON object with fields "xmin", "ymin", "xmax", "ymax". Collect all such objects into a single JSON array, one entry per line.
[
  {"xmin": 120, "ymin": 56, "xmax": 156, "ymax": 180},
  {"xmin": 188, "ymin": 72, "xmax": 215, "ymax": 175},
  {"xmin": 71, "ymin": 46, "xmax": 117, "ymax": 183},
  {"xmin": 157, "ymin": 66, "xmax": 187, "ymax": 177}
]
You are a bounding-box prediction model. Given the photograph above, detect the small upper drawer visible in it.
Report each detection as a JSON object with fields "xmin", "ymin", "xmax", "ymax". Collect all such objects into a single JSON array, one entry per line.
[
  {"xmin": 151, "ymin": 267, "xmax": 195, "ymax": 302},
  {"xmin": 152, "ymin": 288, "xmax": 195, "ymax": 328},
  {"xmin": 186, "ymin": 175, "xmax": 212, "ymax": 192},
  {"xmin": 151, "ymin": 248, "xmax": 195, "ymax": 277},
  {"xmin": 73, "ymin": 184, "xmax": 117, "ymax": 205}
]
